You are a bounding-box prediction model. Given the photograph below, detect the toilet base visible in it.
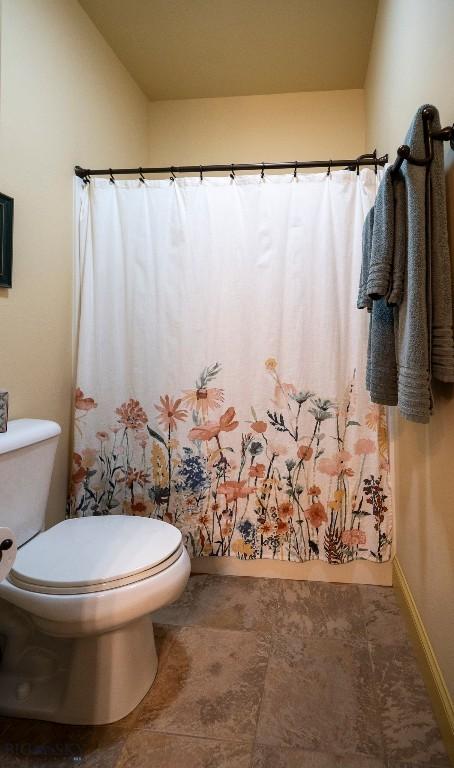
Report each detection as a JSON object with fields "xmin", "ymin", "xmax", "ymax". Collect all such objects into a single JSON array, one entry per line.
[{"xmin": 0, "ymin": 606, "xmax": 158, "ymax": 724}]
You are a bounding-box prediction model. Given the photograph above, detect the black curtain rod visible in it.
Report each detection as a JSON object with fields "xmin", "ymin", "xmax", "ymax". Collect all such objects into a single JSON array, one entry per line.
[{"xmin": 74, "ymin": 151, "xmax": 388, "ymax": 181}]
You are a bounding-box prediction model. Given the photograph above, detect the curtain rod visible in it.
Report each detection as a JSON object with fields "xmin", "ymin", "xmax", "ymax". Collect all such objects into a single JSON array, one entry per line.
[{"xmin": 74, "ymin": 151, "xmax": 388, "ymax": 181}]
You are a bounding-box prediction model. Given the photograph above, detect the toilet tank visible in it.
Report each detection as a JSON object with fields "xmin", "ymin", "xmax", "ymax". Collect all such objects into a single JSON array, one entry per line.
[{"xmin": 0, "ymin": 419, "xmax": 61, "ymax": 546}]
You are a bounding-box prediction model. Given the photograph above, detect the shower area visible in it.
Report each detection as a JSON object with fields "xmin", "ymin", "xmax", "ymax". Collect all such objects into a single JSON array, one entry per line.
[
  {"xmin": 70, "ymin": 101, "xmax": 453, "ymax": 589},
  {"xmin": 70, "ymin": 153, "xmax": 394, "ymax": 584}
]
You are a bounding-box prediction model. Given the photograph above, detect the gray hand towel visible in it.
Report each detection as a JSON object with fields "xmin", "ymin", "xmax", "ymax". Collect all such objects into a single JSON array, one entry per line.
[
  {"xmin": 359, "ymin": 202, "xmax": 398, "ymax": 406},
  {"xmin": 366, "ymin": 167, "xmax": 395, "ymax": 299}
]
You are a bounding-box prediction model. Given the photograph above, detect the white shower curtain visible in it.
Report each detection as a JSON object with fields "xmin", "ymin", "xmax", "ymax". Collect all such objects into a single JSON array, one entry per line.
[{"xmin": 71, "ymin": 170, "xmax": 392, "ymax": 564}]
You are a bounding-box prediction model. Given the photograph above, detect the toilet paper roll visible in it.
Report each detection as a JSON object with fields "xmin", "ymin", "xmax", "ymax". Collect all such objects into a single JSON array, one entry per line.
[{"xmin": 0, "ymin": 527, "xmax": 17, "ymax": 581}]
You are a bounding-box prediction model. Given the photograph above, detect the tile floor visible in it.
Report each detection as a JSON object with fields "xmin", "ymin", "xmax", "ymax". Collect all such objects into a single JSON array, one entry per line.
[{"xmin": 0, "ymin": 575, "xmax": 450, "ymax": 767}]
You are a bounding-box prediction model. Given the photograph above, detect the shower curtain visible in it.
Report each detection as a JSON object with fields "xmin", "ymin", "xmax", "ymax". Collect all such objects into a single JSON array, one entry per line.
[{"xmin": 70, "ymin": 170, "xmax": 392, "ymax": 564}]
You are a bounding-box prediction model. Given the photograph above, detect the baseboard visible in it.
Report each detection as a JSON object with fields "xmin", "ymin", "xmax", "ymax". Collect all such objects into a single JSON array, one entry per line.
[
  {"xmin": 393, "ymin": 557, "xmax": 454, "ymax": 765},
  {"xmin": 191, "ymin": 556, "xmax": 392, "ymax": 585}
]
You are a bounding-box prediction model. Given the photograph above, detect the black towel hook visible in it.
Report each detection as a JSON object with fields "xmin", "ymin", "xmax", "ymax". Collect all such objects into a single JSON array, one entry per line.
[
  {"xmin": 109, "ymin": 168, "xmax": 115, "ymax": 184},
  {"xmin": 139, "ymin": 167, "xmax": 145, "ymax": 183}
]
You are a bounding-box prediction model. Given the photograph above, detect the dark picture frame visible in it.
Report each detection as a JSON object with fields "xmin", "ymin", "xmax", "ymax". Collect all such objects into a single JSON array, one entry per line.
[{"xmin": 0, "ymin": 193, "xmax": 14, "ymax": 288}]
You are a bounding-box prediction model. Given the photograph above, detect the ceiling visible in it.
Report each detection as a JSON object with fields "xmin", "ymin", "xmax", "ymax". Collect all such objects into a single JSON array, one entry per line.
[{"xmin": 79, "ymin": 0, "xmax": 378, "ymax": 102}]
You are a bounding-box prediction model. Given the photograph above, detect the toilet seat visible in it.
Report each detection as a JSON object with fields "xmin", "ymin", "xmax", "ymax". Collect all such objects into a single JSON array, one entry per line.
[{"xmin": 8, "ymin": 515, "xmax": 183, "ymax": 595}]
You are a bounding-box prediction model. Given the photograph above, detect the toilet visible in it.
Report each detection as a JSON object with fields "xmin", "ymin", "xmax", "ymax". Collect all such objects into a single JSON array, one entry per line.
[{"xmin": 0, "ymin": 419, "xmax": 190, "ymax": 725}]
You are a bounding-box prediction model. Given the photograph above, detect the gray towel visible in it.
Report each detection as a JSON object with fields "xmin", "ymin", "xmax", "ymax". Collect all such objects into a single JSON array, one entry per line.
[
  {"xmin": 388, "ymin": 170, "xmax": 406, "ymax": 306},
  {"xmin": 426, "ymin": 109, "xmax": 454, "ymax": 381},
  {"xmin": 366, "ymin": 167, "xmax": 395, "ymax": 300},
  {"xmin": 368, "ymin": 298, "xmax": 398, "ymax": 405},
  {"xmin": 363, "ymin": 167, "xmax": 406, "ymax": 307},
  {"xmin": 359, "ymin": 105, "xmax": 454, "ymax": 423},
  {"xmin": 397, "ymin": 104, "xmax": 454, "ymax": 421},
  {"xmin": 359, "ymin": 203, "xmax": 398, "ymax": 406},
  {"xmin": 358, "ymin": 207, "xmax": 374, "ymax": 311}
]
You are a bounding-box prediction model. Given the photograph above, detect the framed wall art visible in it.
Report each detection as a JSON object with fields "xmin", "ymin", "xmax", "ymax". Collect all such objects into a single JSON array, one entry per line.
[{"xmin": 0, "ymin": 192, "xmax": 14, "ymax": 288}]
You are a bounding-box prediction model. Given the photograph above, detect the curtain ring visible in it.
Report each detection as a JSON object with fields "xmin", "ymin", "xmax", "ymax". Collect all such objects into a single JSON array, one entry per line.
[
  {"xmin": 109, "ymin": 168, "xmax": 115, "ymax": 184},
  {"xmin": 230, "ymin": 164, "xmax": 235, "ymax": 180},
  {"xmin": 327, "ymin": 160, "xmax": 332, "ymax": 177},
  {"xmin": 373, "ymin": 149, "xmax": 378, "ymax": 175},
  {"xmin": 261, "ymin": 162, "xmax": 265, "ymax": 180},
  {"xmin": 139, "ymin": 167, "xmax": 145, "ymax": 183},
  {"xmin": 200, "ymin": 165, "xmax": 203, "ymax": 182},
  {"xmin": 83, "ymin": 172, "xmax": 91, "ymax": 185},
  {"xmin": 170, "ymin": 166, "xmax": 176, "ymax": 182},
  {"xmin": 294, "ymin": 161, "xmax": 297, "ymax": 179},
  {"xmin": 356, "ymin": 159, "xmax": 360, "ymax": 176}
]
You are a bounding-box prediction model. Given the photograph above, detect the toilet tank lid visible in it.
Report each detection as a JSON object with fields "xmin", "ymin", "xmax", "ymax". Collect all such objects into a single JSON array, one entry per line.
[{"xmin": 0, "ymin": 419, "xmax": 61, "ymax": 454}]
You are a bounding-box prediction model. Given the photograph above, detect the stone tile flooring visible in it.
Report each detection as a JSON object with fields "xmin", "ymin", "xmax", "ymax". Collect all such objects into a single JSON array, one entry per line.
[{"xmin": 0, "ymin": 576, "xmax": 450, "ymax": 767}]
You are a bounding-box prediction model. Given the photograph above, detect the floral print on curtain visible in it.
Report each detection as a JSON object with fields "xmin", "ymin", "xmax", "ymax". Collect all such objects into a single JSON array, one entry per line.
[{"xmin": 69, "ymin": 360, "xmax": 392, "ymax": 564}]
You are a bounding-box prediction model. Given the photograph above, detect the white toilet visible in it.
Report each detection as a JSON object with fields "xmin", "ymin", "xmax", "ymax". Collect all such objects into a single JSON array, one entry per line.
[{"xmin": 0, "ymin": 419, "xmax": 190, "ymax": 725}]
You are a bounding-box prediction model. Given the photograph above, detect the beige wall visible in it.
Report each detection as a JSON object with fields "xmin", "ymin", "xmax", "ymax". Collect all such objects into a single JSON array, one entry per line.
[
  {"xmin": 0, "ymin": 0, "xmax": 149, "ymax": 527},
  {"xmin": 365, "ymin": 0, "xmax": 454, "ymax": 697},
  {"xmin": 148, "ymin": 89, "xmax": 366, "ymax": 166}
]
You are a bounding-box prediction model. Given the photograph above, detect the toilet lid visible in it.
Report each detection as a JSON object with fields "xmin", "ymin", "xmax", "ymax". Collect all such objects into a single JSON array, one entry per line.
[{"xmin": 9, "ymin": 516, "xmax": 182, "ymax": 594}]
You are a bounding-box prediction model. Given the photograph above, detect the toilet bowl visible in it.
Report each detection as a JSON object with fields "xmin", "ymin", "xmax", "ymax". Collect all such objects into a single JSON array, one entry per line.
[{"xmin": 0, "ymin": 420, "xmax": 190, "ymax": 725}]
